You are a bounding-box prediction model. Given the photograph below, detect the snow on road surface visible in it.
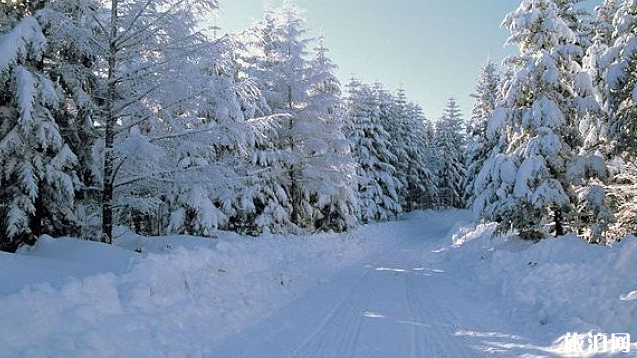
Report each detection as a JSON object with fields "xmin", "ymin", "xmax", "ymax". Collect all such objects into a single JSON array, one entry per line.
[
  {"xmin": 1, "ymin": 210, "xmax": 636, "ymax": 357},
  {"xmin": 209, "ymin": 211, "xmax": 533, "ymax": 358},
  {"xmin": 210, "ymin": 214, "xmax": 637, "ymax": 358}
]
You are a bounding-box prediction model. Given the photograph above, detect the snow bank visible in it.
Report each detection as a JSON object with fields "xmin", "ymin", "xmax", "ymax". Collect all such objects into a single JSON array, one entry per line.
[
  {"xmin": 0, "ymin": 226, "xmax": 394, "ymax": 358},
  {"xmin": 0, "ymin": 236, "xmax": 135, "ymax": 295},
  {"xmin": 448, "ymin": 224, "xmax": 637, "ymax": 340}
]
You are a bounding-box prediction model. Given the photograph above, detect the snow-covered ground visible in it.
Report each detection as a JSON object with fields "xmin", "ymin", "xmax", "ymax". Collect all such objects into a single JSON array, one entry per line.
[
  {"xmin": 448, "ymin": 223, "xmax": 637, "ymax": 356},
  {"xmin": 0, "ymin": 217, "xmax": 399, "ymax": 358},
  {"xmin": 1, "ymin": 210, "xmax": 636, "ymax": 357}
]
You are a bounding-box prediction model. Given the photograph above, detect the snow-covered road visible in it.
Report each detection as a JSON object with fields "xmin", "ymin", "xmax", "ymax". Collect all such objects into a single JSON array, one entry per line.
[
  {"xmin": 3, "ymin": 211, "xmax": 635, "ymax": 357},
  {"xmin": 210, "ymin": 216, "xmax": 516, "ymax": 357}
]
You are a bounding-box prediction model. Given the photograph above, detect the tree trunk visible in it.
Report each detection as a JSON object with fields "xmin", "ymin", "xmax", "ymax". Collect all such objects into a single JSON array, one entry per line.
[
  {"xmin": 31, "ymin": 187, "xmax": 45, "ymax": 239},
  {"xmin": 287, "ymin": 85, "xmax": 302, "ymax": 226},
  {"xmin": 101, "ymin": 0, "xmax": 118, "ymax": 244},
  {"xmin": 554, "ymin": 207, "xmax": 564, "ymax": 237}
]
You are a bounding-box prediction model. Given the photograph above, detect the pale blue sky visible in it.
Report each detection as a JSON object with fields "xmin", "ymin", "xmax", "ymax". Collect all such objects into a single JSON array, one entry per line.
[{"xmin": 215, "ymin": 0, "xmax": 595, "ymax": 120}]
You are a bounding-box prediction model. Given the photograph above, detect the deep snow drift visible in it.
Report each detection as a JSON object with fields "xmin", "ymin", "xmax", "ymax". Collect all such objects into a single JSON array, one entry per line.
[{"xmin": 0, "ymin": 210, "xmax": 636, "ymax": 357}]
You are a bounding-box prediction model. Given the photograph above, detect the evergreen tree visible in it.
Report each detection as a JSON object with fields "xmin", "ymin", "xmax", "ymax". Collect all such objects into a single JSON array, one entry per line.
[
  {"xmin": 404, "ymin": 101, "xmax": 438, "ymax": 209},
  {"xmin": 422, "ymin": 117, "xmax": 436, "ymax": 146},
  {"xmin": 301, "ymin": 36, "xmax": 359, "ymax": 231},
  {"xmin": 592, "ymin": 0, "xmax": 621, "ymax": 46},
  {"xmin": 374, "ymin": 84, "xmax": 413, "ymax": 209},
  {"xmin": 608, "ymin": 158, "xmax": 637, "ymax": 238},
  {"xmin": 585, "ymin": 0, "xmax": 620, "ymax": 115},
  {"xmin": 95, "ymin": 0, "xmax": 216, "ymax": 243},
  {"xmin": 598, "ymin": 0, "xmax": 637, "ymax": 240},
  {"xmin": 435, "ymin": 98, "xmax": 466, "ymax": 208},
  {"xmin": 347, "ymin": 80, "xmax": 402, "ymax": 222},
  {"xmin": 38, "ymin": 0, "xmax": 105, "ymax": 240},
  {"xmin": 463, "ymin": 61, "xmax": 500, "ymax": 207},
  {"xmin": 0, "ymin": 3, "xmax": 79, "ymax": 251},
  {"xmin": 476, "ymin": 0, "xmax": 609, "ymax": 240},
  {"xmin": 553, "ymin": 0, "xmax": 593, "ymax": 49},
  {"xmin": 602, "ymin": 0, "xmax": 637, "ymax": 157},
  {"xmin": 245, "ymin": 2, "xmax": 358, "ymax": 232},
  {"xmin": 245, "ymin": 2, "xmax": 310, "ymax": 231},
  {"xmin": 163, "ymin": 35, "xmax": 272, "ymax": 237}
]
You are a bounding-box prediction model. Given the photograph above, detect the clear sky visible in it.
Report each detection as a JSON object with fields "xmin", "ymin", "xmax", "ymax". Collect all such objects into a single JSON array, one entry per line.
[{"xmin": 215, "ymin": 0, "xmax": 596, "ymax": 120}]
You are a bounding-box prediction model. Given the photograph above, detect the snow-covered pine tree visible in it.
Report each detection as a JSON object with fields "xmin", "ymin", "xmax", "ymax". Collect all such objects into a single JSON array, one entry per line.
[
  {"xmin": 591, "ymin": 0, "xmax": 621, "ymax": 47},
  {"xmin": 435, "ymin": 98, "xmax": 466, "ymax": 208},
  {"xmin": 477, "ymin": 0, "xmax": 609, "ymax": 240},
  {"xmin": 602, "ymin": 0, "xmax": 637, "ymax": 157},
  {"xmin": 347, "ymin": 79, "xmax": 402, "ymax": 222},
  {"xmin": 404, "ymin": 102, "xmax": 438, "ymax": 209},
  {"xmin": 421, "ymin": 116, "xmax": 438, "ymax": 208},
  {"xmin": 0, "ymin": 3, "xmax": 79, "ymax": 251},
  {"xmin": 245, "ymin": 2, "xmax": 359, "ymax": 233},
  {"xmin": 597, "ymin": 0, "xmax": 637, "ymax": 239},
  {"xmin": 388, "ymin": 88, "xmax": 436, "ymax": 211},
  {"xmin": 243, "ymin": 1, "xmax": 311, "ymax": 231},
  {"xmin": 35, "ymin": 0, "xmax": 104, "ymax": 240},
  {"xmin": 375, "ymin": 84, "xmax": 410, "ymax": 206},
  {"xmin": 94, "ymin": 0, "xmax": 217, "ymax": 243},
  {"xmin": 463, "ymin": 61, "xmax": 500, "ymax": 208},
  {"xmin": 581, "ymin": 2, "xmax": 622, "ymax": 157},
  {"xmin": 567, "ymin": 2, "xmax": 623, "ymax": 243},
  {"xmin": 586, "ymin": 0, "xmax": 620, "ymax": 109},
  {"xmin": 300, "ymin": 35, "xmax": 359, "ymax": 231},
  {"xmin": 160, "ymin": 35, "xmax": 255, "ymax": 237},
  {"xmin": 227, "ymin": 18, "xmax": 296, "ymax": 234},
  {"xmin": 422, "ymin": 116, "xmax": 436, "ymax": 147},
  {"xmin": 608, "ymin": 158, "xmax": 637, "ymax": 238},
  {"xmin": 553, "ymin": 0, "xmax": 592, "ymax": 50}
]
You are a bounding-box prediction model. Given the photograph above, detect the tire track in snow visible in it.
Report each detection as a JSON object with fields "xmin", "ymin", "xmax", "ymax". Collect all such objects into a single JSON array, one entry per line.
[
  {"xmin": 208, "ymin": 213, "xmax": 522, "ymax": 358},
  {"xmin": 291, "ymin": 270, "xmax": 375, "ymax": 358}
]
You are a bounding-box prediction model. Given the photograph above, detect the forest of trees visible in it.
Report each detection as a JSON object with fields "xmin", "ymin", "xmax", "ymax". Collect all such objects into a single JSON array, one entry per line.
[
  {"xmin": 470, "ymin": 0, "xmax": 636, "ymax": 244},
  {"xmin": 0, "ymin": 0, "xmax": 636, "ymax": 251}
]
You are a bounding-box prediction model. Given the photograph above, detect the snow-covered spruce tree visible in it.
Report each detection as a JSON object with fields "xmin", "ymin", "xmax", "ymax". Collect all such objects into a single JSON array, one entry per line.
[
  {"xmin": 422, "ymin": 116, "xmax": 436, "ymax": 147},
  {"xmin": 0, "ymin": 3, "xmax": 79, "ymax": 251},
  {"xmin": 463, "ymin": 61, "xmax": 500, "ymax": 207},
  {"xmin": 346, "ymin": 80, "xmax": 402, "ymax": 223},
  {"xmin": 591, "ymin": 0, "xmax": 621, "ymax": 47},
  {"xmin": 581, "ymin": 1, "xmax": 621, "ymax": 154},
  {"xmin": 116, "ymin": 32, "xmax": 278, "ymax": 238},
  {"xmin": 434, "ymin": 98, "xmax": 466, "ymax": 208},
  {"xmin": 375, "ymin": 84, "xmax": 410, "ymax": 205},
  {"xmin": 35, "ymin": 0, "xmax": 105, "ymax": 240},
  {"xmin": 361, "ymin": 85, "xmax": 437, "ymax": 212},
  {"xmin": 477, "ymin": 0, "xmax": 610, "ymax": 241},
  {"xmin": 94, "ymin": 0, "xmax": 217, "ymax": 243},
  {"xmin": 245, "ymin": 2, "xmax": 358, "ymax": 233},
  {"xmin": 585, "ymin": 0, "xmax": 620, "ymax": 107},
  {"xmin": 243, "ymin": 2, "xmax": 312, "ymax": 232},
  {"xmin": 608, "ymin": 158, "xmax": 637, "ymax": 238},
  {"xmin": 598, "ymin": 0, "xmax": 637, "ymax": 239},
  {"xmin": 571, "ymin": 1, "xmax": 623, "ymax": 243},
  {"xmin": 553, "ymin": 0, "xmax": 593, "ymax": 49},
  {"xmin": 602, "ymin": 0, "xmax": 637, "ymax": 157},
  {"xmin": 186, "ymin": 35, "xmax": 285, "ymax": 237},
  {"xmin": 299, "ymin": 36, "xmax": 359, "ymax": 231},
  {"xmin": 421, "ymin": 115, "xmax": 438, "ymax": 208},
  {"xmin": 404, "ymin": 101, "xmax": 438, "ymax": 209},
  {"xmin": 159, "ymin": 35, "xmax": 251, "ymax": 237},
  {"xmin": 388, "ymin": 88, "xmax": 436, "ymax": 211}
]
